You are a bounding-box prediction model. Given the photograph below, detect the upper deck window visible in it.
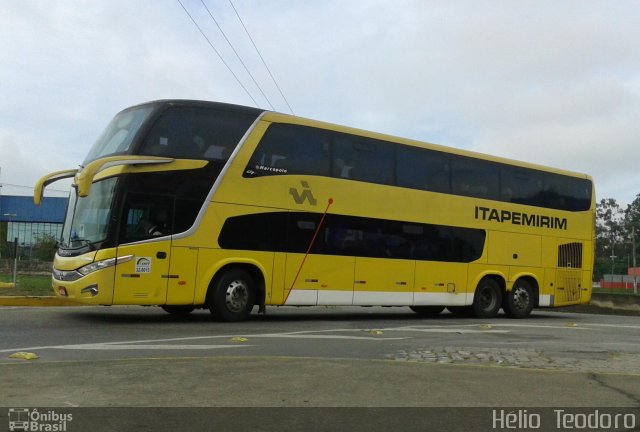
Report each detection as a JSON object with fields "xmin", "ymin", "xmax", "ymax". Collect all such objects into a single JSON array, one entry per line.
[
  {"xmin": 138, "ymin": 106, "xmax": 257, "ymax": 161},
  {"xmin": 245, "ymin": 122, "xmax": 592, "ymax": 212},
  {"xmin": 247, "ymin": 123, "xmax": 331, "ymax": 177}
]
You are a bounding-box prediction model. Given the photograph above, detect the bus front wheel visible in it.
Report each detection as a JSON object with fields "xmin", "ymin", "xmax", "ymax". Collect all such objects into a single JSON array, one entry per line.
[
  {"xmin": 503, "ymin": 279, "xmax": 534, "ymax": 319},
  {"xmin": 472, "ymin": 278, "xmax": 502, "ymax": 318},
  {"xmin": 209, "ymin": 269, "xmax": 256, "ymax": 322}
]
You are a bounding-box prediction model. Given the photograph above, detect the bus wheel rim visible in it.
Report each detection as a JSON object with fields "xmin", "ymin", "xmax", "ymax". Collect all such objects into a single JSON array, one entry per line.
[
  {"xmin": 225, "ymin": 280, "xmax": 249, "ymax": 313},
  {"xmin": 513, "ymin": 287, "xmax": 530, "ymax": 310}
]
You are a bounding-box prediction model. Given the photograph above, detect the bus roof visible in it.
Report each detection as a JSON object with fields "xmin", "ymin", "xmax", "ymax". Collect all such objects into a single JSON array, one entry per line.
[{"xmin": 127, "ymin": 99, "xmax": 266, "ymax": 118}]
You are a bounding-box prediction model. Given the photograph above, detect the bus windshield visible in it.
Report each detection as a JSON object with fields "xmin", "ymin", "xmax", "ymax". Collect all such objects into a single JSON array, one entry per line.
[
  {"xmin": 83, "ymin": 106, "xmax": 154, "ymax": 164},
  {"xmin": 61, "ymin": 178, "xmax": 118, "ymax": 248}
]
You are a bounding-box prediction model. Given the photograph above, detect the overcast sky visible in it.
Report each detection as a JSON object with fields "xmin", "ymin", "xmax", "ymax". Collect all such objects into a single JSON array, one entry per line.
[{"xmin": 1, "ymin": 1, "xmax": 639, "ymax": 206}]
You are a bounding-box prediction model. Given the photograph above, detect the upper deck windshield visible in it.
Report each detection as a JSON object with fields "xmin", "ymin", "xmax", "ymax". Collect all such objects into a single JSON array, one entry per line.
[
  {"xmin": 83, "ymin": 102, "xmax": 263, "ymax": 165},
  {"xmin": 83, "ymin": 106, "xmax": 154, "ymax": 164}
]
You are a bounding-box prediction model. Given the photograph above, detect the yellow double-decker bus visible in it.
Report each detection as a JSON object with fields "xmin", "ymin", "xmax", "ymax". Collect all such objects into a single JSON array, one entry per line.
[{"xmin": 35, "ymin": 100, "xmax": 594, "ymax": 321}]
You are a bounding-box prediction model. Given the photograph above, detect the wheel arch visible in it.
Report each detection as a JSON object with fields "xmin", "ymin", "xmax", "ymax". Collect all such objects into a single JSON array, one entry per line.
[
  {"xmin": 471, "ymin": 271, "xmax": 507, "ymax": 299},
  {"xmin": 200, "ymin": 260, "xmax": 267, "ymax": 308}
]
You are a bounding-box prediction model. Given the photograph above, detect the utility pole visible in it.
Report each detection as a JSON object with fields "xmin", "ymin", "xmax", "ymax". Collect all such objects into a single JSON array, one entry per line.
[
  {"xmin": 3, "ymin": 213, "xmax": 17, "ymax": 285},
  {"xmin": 12, "ymin": 237, "xmax": 17, "ymax": 285}
]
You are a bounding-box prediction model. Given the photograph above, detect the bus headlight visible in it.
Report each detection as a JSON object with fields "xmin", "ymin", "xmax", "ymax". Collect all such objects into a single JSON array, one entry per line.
[
  {"xmin": 53, "ymin": 268, "xmax": 83, "ymax": 282},
  {"xmin": 77, "ymin": 255, "xmax": 133, "ymax": 276}
]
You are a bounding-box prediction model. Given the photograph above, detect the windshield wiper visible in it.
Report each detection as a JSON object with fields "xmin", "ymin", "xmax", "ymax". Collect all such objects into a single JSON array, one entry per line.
[{"xmin": 68, "ymin": 238, "xmax": 96, "ymax": 251}]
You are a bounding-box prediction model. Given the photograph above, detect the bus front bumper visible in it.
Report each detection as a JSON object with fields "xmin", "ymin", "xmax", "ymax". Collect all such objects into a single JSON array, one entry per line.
[{"xmin": 51, "ymin": 267, "xmax": 115, "ymax": 305}]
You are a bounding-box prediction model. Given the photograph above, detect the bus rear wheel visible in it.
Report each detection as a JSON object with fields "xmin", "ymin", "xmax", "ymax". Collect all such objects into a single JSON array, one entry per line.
[
  {"xmin": 503, "ymin": 279, "xmax": 534, "ymax": 319},
  {"xmin": 209, "ymin": 268, "xmax": 256, "ymax": 322},
  {"xmin": 410, "ymin": 306, "xmax": 445, "ymax": 317},
  {"xmin": 472, "ymin": 278, "xmax": 502, "ymax": 318}
]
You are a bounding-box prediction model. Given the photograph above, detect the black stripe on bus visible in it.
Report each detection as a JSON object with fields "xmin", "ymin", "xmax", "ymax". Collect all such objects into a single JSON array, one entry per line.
[{"xmin": 218, "ymin": 212, "xmax": 485, "ymax": 263}]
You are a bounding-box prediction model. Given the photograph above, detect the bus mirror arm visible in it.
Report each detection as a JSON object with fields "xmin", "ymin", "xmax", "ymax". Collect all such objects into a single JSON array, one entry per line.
[
  {"xmin": 33, "ymin": 169, "xmax": 79, "ymax": 206},
  {"xmin": 75, "ymin": 156, "xmax": 174, "ymax": 197}
]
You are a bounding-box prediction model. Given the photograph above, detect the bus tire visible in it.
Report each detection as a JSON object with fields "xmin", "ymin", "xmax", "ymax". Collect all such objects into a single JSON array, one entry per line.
[
  {"xmin": 503, "ymin": 279, "xmax": 534, "ymax": 319},
  {"xmin": 161, "ymin": 305, "xmax": 195, "ymax": 315},
  {"xmin": 472, "ymin": 278, "xmax": 502, "ymax": 318},
  {"xmin": 410, "ymin": 306, "xmax": 445, "ymax": 317},
  {"xmin": 209, "ymin": 268, "xmax": 255, "ymax": 322}
]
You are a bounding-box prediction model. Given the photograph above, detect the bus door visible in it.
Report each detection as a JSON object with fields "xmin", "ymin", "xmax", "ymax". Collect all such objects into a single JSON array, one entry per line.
[
  {"xmin": 413, "ymin": 226, "xmax": 471, "ymax": 307},
  {"xmin": 352, "ymin": 224, "xmax": 414, "ymax": 305},
  {"xmin": 283, "ymin": 214, "xmax": 355, "ymax": 306},
  {"xmin": 113, "ymin": 193, "xmax": 174, "ymax": 305}
]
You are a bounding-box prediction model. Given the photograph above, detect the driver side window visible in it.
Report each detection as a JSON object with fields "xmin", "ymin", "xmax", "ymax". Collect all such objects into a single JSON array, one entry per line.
[{"xmin": 120, "ymin": 193, "xmax": 174, "ymax": 244}]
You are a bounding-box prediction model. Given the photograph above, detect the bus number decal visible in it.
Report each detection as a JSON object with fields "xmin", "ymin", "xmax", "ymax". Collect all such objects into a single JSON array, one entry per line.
[{"xmin": 135, "ymin": 257, "xmax": 152, "ymax": 273}]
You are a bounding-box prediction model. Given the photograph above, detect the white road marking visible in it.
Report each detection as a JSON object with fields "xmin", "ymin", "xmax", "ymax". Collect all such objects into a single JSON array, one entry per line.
[
  {"xmin": 381, "ymin": 327, "xmax": 510, "ymax": 334},
  {"xmin": 452, "ymin": 323, "xmax": 590, "ymax": 331},
  {"xmin": 0, "ymin": 330, "xmax": 410, "ymax": 354},
  {"xmin": 582, "ymin": 323, "xmax": 640, "ymax": 330},
  {"xmin": 5, "ymin": 320, "xmax": 634, "ymax": 355},
  {"xmin": 254, "ymin": 334, "xmax": 407, "ymax": 340},
  {"xmin": 56, "ymin": 344, "xmax": 254, "ymax": 350}
]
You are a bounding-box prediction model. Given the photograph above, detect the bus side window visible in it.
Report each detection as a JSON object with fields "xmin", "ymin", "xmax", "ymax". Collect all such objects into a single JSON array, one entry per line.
[
  {"xmin": 332, "ymin": 135, "xmax": 393, "ymax": 184},
  {"xmin": 120, "ymin": 192, "xmax": 175, "ymax": 243},
  {"xmin": 396, "ymin": 145, "xmax": 450, "ymax": 193},
  {"xmin": 451, "ymin": 156, "xmax": 499, "ymax": 200},
  {"xmin": 333, "ymin": 158, "xmax": 353, "ymax": 178},
  {"xmin": 245, "ymin": 123, "xmax": 330, "ymax": 177}
]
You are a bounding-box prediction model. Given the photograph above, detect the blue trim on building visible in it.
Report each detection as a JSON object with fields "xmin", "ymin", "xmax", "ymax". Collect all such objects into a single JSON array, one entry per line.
[{"xmin": 0, "ymin": 195, "xmax": 68, "ymax": 223}]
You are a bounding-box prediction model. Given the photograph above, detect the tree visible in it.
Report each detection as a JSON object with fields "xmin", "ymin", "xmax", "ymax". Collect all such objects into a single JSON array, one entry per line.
[
  {"xmin": 624, "ymin": 194, "xmax": 640, "ymax": 234},
  {"xmin": 594, "ymin": 198, "xmax": 625, "ymax": 280},
  {"xmin": 624, "ymin": 194, "xmax": 640, "ymax": 273},
  {"xmin": 33, "ymin": 234, "xmax": 57, "ymax": 262}
]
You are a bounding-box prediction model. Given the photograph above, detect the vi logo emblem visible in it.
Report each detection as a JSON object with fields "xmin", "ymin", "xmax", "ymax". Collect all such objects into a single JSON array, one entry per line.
[{"xmin": 289, "ymin": 181, "xmax": 317, "ymax": 206}]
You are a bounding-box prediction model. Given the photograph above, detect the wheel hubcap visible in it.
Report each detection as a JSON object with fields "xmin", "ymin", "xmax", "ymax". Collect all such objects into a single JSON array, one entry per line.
[
  {"xmin": 512, "ymin": 287, "xmax": 530, "ymax": 311},
  {"xmin": 225, "ymin": 280, "xmax": 249, "ymax": 313}
]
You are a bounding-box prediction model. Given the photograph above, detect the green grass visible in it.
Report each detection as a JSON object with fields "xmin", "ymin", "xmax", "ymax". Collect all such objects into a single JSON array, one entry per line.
[{"xmin": 0, "ymin": 274, "xmax": 53, "ymax": 296}]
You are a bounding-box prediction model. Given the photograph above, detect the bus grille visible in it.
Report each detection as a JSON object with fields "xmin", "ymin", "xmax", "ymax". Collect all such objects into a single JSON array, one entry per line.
[
  {"xmin": 558, "ymin": 242, "xmax": 583, "ymax": 269},
  {"xmin": 556, "ymin": 270, "xmax": 582, "ymax": 303},
  {"xmin": 556, "ymin": 242, "xmax": 583, "ymax": 304}
]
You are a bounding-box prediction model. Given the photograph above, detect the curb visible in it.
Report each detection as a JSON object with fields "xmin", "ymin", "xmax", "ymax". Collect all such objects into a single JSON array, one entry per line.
[{"xmin": 0, "ymin": 296, "xmax": 83, "ymax": 307}]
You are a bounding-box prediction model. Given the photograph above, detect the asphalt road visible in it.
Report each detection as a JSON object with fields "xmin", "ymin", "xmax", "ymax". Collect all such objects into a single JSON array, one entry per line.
[{"xmin": 1, "ymin": 306, "xmax": 639, "ymax": 431}]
